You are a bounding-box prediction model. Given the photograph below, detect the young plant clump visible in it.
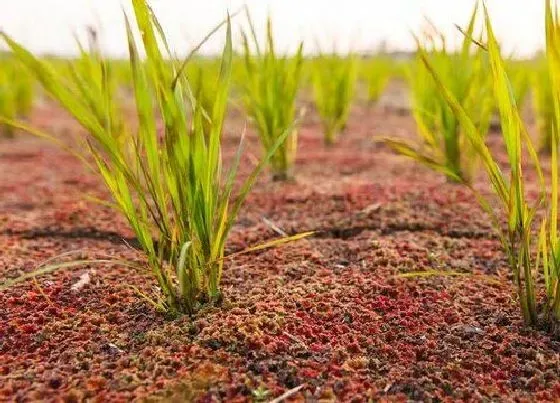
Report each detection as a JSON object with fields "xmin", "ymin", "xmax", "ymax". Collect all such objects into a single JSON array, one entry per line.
[
  {"xmin": 533, "ymin": 59, "xmax": 555, "ymax": 153},
  {"xmin": 384, "ymin": 3, "xmax": 493, "ymax": 183},
  {"xmin": 311, "ymin": 53, "xmax": 357, "ymax": 145},
  {"xmin": 0, "ymin": 58, "xmax": 34, "ymax": 137},
  {"xmin": 241, "ymin": 15, "xmax": 304, "ymax": 181},
  {"xmin": 506, "ymin": 60, "xmax": 531, "ymax": 111},
  {"xmin": 363, "ymin": 57, "xmax": 392, "ymax": 105},
  {"xmin": 1, "ymin": 0, "xmax": 292, "ymax": 315},
  {"xmin": 417, "ymin": 0, "xmax": 560, "ymax": 330},
  {"xmin": 186, "ymin": 59, "xmax": 221, "ymax": 135}
]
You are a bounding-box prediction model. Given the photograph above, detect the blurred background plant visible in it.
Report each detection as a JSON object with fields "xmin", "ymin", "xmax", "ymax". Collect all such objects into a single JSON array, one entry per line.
[
  {"xmin": 362, "ymin": 57, "xmax": 393, "ymax": 105},
  {"xmin": 384, "ymin": 3, "xmax": 493, "ymax": 183},
  {"xmin": 0, "ymin": 57, "xmax": 34, "ymax": 136},
  {"xmin": 241, "ymin": 13, "xmax": 303, "ymax": 180},
  {"xmin": 311, "ymin": 53, "xmax": 357, "ymax": 145}
]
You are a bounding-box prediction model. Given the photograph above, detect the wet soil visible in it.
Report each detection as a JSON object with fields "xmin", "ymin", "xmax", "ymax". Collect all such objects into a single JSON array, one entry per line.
[{"xmin": 2, "ymin": 85, "xmax": 560, "ymax": 402}]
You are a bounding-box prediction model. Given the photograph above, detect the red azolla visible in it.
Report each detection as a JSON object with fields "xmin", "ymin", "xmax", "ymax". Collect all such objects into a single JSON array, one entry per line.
[
  {"xmin": 444, "ymin": 313, "xmax": 459, "ymax": 325},
  {"xmin": 300, "ymin": 368, "xmax": 319, "ymax": 378},
  {"xmin": 328, "ymin": 364, "xmax": 344, "ymax": 377},
  {"xmin": 310, "ymin": 343, "xmax": 325, "ymax": 353},
  {"xmin": 319, "ymin": 333, "xmax": 331, "ymax": 343},
  {"xmin": 24, "ymin": 292, "xmax": 42, "ymax": 302},
  {"xmin": 346, "ymin": 342, "xmax": 361, "ymax": 354},
  {"xmin": 246, "ymin": 338, "xmax": 263, "ymax": 351},
  {"xmin": 33, "ymin": 314, "xmax": 46, "ymax": 325},
  {"xmin": 535, "ymin": 390, "xmax": 553, "ymax": 401},
  {"xmin": 6, "ymin": 297, "xmax": 21, "ymax": 305},
  {"xmin": 53, "ymin": 211, "xmax": 69, "ymax": 221},
  {"xmin": 272, "ymin": 341, "xmax": 288, "ymax": 353},
  {"xmin": 86, "ymin": 376, "xmax": 107, "ymax": 390},
  {"xmin": 45, "ymin": 305, "xmax": 59, "ymax": 316},
  {"xmin": 105, "ymin": 294, "xmax": 120, "ymax": 305},
  {"xmin": 371, "ymin": 296, "xmax": 393, "ymax": 313},
  {"xmin": 299, "ymin": 326, "xmax": 315, "ymax": 338},
  {"xmin": 19, "ymin": 324, "xmax": 36, "ymax": 334}
]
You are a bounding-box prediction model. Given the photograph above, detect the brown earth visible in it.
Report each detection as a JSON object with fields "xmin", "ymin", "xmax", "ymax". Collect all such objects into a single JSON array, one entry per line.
[{"xmin": 1, "ymin": 85, "xmax": 560, "ymax": 402}]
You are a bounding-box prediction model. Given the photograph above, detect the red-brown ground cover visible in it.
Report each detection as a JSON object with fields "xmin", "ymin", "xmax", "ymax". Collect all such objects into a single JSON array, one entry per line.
[{"xmin": 2, "ymin": 88, "xmax": 560, "ymax": 401}]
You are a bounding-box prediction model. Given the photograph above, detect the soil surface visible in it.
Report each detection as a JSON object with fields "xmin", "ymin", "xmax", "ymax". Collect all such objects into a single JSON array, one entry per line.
[{"xmin": 2, "ymin": 84, "xmax": 560, "ymax": 402}]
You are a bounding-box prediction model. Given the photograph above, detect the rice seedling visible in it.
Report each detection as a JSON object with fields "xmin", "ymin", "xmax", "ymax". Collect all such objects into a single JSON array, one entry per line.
[
  {"xmin": 0, "ymin": 68, "xmax": 17, "ymax": 137},
  {"xmin": 537, "ymin": 0, "xmax": 560, "ymax": 326},
  {"xmin": 415, "ymin": 0, "xmax": 560, "ymax": 329},
  {"xmin": 384, "ymin": 2, "xmax": 493, "ymax": 183},
  {"xmin": 0, "ymin": 58, "xmax": 34, "ymax": 136},
  {"xmin": 533, "ymin": 59, "xmax": 555, "ymax": 153},
  {"xmin": 241, "ymin": 14, "xmax": 304, "ymax": 180},
  {"xmin": 70, "ymin": 27, "xmax": 125, "ymax": 139},
  {"xmin": 228, "ymin": 55, "xmax": 248, "ymax": 100},
  {"xmin": 111, "ymin": 60, "xmax": 134, "ymax": 92},
  {"xmin": 186, "ymin": 59, "xmax": 221, "ymax": 134},
  {"xmin": 311, "ymin": 53, "xmax": 357, "ymax": 145},
  {"xmin": 0, "ymin": 0, "xmax": 298, "ymax": 315},
  {"xmin": 12, "ymin": 65, "xmax": 34, "ymax": 117},
  {"xmin": 506, "ymin": 60, "xmax": 531, "ymax": 111},
  {"xmin": 362, "ymin": 57, "xmax": 392, "ymax": 104}
]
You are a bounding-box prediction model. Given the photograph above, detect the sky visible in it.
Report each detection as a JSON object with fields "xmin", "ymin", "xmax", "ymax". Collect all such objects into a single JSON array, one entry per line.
[{"xmin": 0, "ymin": 0, "xmax": 546, "ymax": 58}]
